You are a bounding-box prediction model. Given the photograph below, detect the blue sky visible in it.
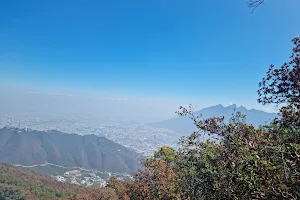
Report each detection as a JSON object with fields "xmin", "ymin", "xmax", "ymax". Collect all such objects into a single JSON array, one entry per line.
[{"xmin": 0, "ymin": 0, "xmax": 299, "ymax": 110}]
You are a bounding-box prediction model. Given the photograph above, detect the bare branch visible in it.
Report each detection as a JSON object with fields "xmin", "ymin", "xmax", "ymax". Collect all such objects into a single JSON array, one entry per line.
[{"xmin": 247, "ymin": 0, "xmax": 265, "ymax": 13}]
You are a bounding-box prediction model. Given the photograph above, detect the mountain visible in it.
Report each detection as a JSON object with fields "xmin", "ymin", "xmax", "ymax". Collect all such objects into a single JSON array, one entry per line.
[
  {"xmin": 150, "ymin": 104, "xmax": 278, "ymax": 135},
  {"xmin": 0, "ymin": 127, "xmax": 143, "ymax": 173}
]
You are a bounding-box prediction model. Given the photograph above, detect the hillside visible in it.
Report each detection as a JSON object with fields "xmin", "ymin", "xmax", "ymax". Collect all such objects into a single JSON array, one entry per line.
[
  {"xmin": 0, "ymin": 127, "xmax": 143, "ymax": 173},
  {"xmin": 150, "ymin": 104, "xmax": 278, "ymax": 135},
  {"xmin": 0, "ymin": 162, "xmax": 119, "ymax": 200},
  {"xmin": 0, "ymin": 162, "xmax": 81, "ymax": 199}
]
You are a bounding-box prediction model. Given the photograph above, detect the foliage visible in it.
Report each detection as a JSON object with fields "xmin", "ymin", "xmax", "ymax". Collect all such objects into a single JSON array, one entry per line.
[
  {"xmin": 258, "ymin": 37, "xmax": 300, "ymax": 106},
  {"xmin": 0, "ymin": 162, "xmax": 81, "ymax": 200},
  {"xmin": 258, "ymin": 36, "xmax": 300, "ymax": 142},
  {"xmin": 68, "ymin": 188, "xmax": 117, "ymax": 200},
  {"xmin": 0, "ymin": 162, "xmax": 120, "ymax": 200},
  {"xmin": 105, "ymin": 38, "xmax": 300, "ymax": 200},
  {"xmin": 107, "ymin": 159, "xmax": 180, "ymax": 200},
  {"xmin": 106, "ymin": 177, "xmax": 131, "ymax": 200},
  {"xmin": 0, "ymin": 185, "xmax": 25, "ymax": 200},
  {"xmin": 108, "ymin": 108, "xmax": 300, "ymax": 200}
]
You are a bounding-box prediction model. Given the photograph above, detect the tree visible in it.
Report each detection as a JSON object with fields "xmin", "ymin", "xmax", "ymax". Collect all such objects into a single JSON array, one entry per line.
[
  {"xmin": 176, "ymin": 103, "xmax": 300, "ymax": 199},
  {"xmin": 258, "ymin": 37, "xmax": 300, "ymax": 107},
  {"xmin": 106, "ymin": 176, "xmax": 130, "ymax": 200},
  {"xmin": 69, "ymin": 188, "xmax": 118, "ymax": 200},
  {"xmin": 258, "ymin": 37, "xmax": 300, "ymax": 141}
]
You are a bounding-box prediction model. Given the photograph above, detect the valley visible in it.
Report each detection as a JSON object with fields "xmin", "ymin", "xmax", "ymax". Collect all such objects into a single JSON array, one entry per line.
[{"xmin": 15, "ymin": 162, "xmax": 131, "ymax": 188}]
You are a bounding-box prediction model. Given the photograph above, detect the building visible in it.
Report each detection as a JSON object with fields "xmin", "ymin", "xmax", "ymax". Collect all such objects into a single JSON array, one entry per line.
[{"xmin": 64, "ymin": 169, "xmax": 81, "ymax": 176}]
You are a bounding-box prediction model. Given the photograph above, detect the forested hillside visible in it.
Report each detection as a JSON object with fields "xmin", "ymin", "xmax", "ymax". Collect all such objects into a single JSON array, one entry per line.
[
  {"xmin": 0, "ymin": 162, "xmax": 80, "ymax": 199},
  {"xmin": 0, "ymin": 162, "xmax": 119, "ymax": 200}
]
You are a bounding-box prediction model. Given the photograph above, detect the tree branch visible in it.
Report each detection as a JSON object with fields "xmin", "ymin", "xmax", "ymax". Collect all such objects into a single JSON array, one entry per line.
[{"xmin": 247, "ymin": 0, "xmax": 265, "ymax": 13}]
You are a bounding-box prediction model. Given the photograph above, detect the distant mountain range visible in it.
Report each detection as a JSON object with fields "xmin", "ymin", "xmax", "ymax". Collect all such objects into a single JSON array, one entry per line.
[
  {"xmin": 150, "ymin": 104, "xmax": 278, "ymax": 135},
  {"xmin": 0, "ymin": 127, "xmax": 143, "ymax": 173}
]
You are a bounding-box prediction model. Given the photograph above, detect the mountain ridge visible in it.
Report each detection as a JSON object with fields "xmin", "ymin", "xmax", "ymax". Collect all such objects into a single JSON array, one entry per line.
[{"xmin": 150, "ymin": 104, "xmax": 278, "ymax": 134}]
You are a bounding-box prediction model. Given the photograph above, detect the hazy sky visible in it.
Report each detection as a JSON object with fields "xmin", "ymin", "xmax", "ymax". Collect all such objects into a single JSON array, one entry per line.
[
  {"xmin": 0, "ymin": 86, "xmax": 182, "ymax": 122},
  {"xmin": 0, "ymin": 0, "xmax": 299, "ymax": 120}
]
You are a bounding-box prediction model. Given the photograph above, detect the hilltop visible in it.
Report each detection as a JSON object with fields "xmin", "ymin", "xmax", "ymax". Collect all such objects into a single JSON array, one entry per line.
[{"xmin": 0, "ymin": 127, "xmax": 143, "ymax": 173}]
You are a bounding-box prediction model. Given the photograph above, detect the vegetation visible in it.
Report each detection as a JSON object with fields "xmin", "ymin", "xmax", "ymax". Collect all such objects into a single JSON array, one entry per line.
[
  {"xmin": 0, "ymin": 162, "xmax": 116, "ymax": 200},
  {"xmin": 0, "ymin": 162, "xmax": 79, "ymax": 199},
  {"xmin": 68, "ymin": 188, "xmax": 118, "ymax": 200},
  {"xmin": 105, "ymin": 37, "xmax": 300, "ymax": 199}
]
